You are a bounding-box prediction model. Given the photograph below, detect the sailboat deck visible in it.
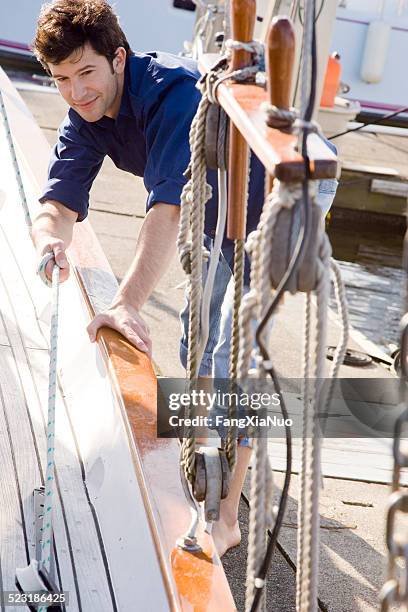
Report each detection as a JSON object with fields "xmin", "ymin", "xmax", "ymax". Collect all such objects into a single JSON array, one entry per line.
[{"xmin": 0, "ymin": 224, "xmax": 118, "ymax": 611}]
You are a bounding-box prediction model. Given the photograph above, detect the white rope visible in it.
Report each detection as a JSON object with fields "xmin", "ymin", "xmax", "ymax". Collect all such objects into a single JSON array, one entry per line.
[
  {"xmin": 246, "ymin": 437, "xmax": 267, "ymax": 610},
  {"xmin": 40, "ymin": 262, "xmax": 60, "ymax": 576},
  {"xmin": 241, "ymin": 181, "xmax": 306, "ymax": 611},
  {"xmin": 198, "ymin": 168, "xmax": 227, "ymax": 365},
  {"xmin": 177, "ymin": 91, "xmax": 212, "ymax": 483},
  {"xmin": 0, "ymin": 89, "xmax": 32, "ymax": 227}
]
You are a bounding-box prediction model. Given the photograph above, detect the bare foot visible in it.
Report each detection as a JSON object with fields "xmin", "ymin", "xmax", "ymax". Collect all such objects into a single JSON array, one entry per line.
[{"xmin": 211, "ymin": 517, "xmax": 241, "ymax": 558}]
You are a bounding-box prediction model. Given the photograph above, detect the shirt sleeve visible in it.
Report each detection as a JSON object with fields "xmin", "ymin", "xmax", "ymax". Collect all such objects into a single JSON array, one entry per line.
[
  {"xmin": 143, "ymin": 77, "xmax": 201, "ymax": 211},
  {"xmin": 39, "ymin": 113, "xmax": 105, "ymax": 221}
]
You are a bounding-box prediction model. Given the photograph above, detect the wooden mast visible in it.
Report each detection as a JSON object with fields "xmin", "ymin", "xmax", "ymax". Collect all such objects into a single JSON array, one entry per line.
[{"xmin": 227, "ymin": 0, "xmax": 256, "ymax": 240}]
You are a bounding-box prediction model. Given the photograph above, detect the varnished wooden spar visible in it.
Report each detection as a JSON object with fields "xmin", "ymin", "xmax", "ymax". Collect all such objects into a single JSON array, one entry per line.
[
  {"xmin": 265, "ymin": 16, "xmax": 296, "ymax": 192},
  {"xmin": 227, "ymin": 0, "xmax": 256, "ymax": 240},
  {"xmin": 0, "ymin": 68, "xmax": 236, "ymax": 611},
  {"xmin": 266, "ymin": 17, "xmax": 296, "ymax": 119}
]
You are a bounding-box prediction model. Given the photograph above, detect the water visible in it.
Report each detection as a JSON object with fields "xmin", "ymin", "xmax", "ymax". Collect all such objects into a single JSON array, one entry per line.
[{"xmin": 327, "ymin": 220, "xmax": 405, "ymax": 354}]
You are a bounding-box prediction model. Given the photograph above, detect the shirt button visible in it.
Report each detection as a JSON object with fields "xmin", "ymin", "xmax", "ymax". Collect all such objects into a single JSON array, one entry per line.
[{"xmin": 210, "ymin": 230, "xmax": 215, "ymax": 236}]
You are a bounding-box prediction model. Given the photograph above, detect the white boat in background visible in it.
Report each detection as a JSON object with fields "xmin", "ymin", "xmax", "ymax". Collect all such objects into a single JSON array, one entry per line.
[
  {"xmin": 0, "ymin": 0, "xmax": 196, "ymax": 59},
  {"xmin": 331, "ymin": 0, "xmax": 408, "ymax": 121},
  {"xmin": 2, "ymin": 0, "xmax": 407, "ymax": 123}
]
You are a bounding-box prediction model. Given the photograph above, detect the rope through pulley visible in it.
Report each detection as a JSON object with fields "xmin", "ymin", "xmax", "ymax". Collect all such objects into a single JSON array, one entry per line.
[
  {"xmin": 176, "ymin": 3, "xmax": 263, "ymax": 547},
  {"xmin": 177, "ymin": 6, "xmax": 349, "ymax": 612}
]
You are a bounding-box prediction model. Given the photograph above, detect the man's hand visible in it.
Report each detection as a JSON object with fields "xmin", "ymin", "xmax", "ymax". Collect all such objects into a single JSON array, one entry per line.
[
  {"xmin": 39, "ymin": 239, "xmax": 70, "ymax": 283},
  {"xmin": 32, "ymin": 200, "xmax": 77, "ymax": 284},
  {"xmin": 86, "ymin": 300, "xmax": 152, "ymax": 357}
]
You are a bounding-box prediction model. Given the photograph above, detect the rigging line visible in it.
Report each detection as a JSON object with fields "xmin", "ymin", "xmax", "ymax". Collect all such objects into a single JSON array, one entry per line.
[
  {"xmin": 241, "ymin": 492, "xmax": 328, "ymax": 612},
  {"xmin": 0, "ymin": 246, "xmax": 81, "ymax": 608},
  {"xmin": 250, "ymin": 1, "xmax": 318, "ymax": 608},
  {"xmin": 328, "ymin": 105, "xmax": 408, "ymax": 140},
  {"xmin": 298, "ymin": 0, "xmax": 326, "ymax": 25},
  {"xmin": 0, "ymin": 89, "xmax": 32, "ymax": 228}
]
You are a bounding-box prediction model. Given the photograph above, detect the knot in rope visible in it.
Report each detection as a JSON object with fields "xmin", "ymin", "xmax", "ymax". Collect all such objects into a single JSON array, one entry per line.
[
  {"xmin": 204, "ymin": 183, "xmax": 213, "ymax": 201},
  {"xmin": 201, "ymin": 39, "xmax": 264, "ymax": 105},
  {"xmin": 261, "ymin": 101, "xmax": 298, "ymax": 130},
  {"xmin": 179, "ymin": 243, "xmax": 210, "ymax": 276},
  {"xmin": 261, "ymin": 101, "xmax": 322, "ymax": 137},
  {"xmin": 224, "ymin": 39, "xmax": 264, "ymax": 64}
]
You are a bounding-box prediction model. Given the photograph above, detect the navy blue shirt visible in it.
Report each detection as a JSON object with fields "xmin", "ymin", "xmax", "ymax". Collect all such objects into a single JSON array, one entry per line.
[
  {"xmin": 40, "ymin": 52, "xmax": 265, "ymax": 242},
  {"xmin": 41, "ymin": 52, "xmax": 335, "ymax": 281}
]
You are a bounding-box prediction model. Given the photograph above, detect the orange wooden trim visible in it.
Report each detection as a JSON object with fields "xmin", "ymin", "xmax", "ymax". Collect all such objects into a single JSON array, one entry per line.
[
  {"xmin": 227, "ymin": 0, "xmax": 256, "ymax": 240},
  {"xmin": 199, "ymin": 55, "xmax": 338, "ymax": 181},
  {"xmin": 70, "ymin": 224, "xmax": 237, "ymax": 612},
  {"xmin": 96, "ymin": 329, "xmax": 236, "ymax": 612}
]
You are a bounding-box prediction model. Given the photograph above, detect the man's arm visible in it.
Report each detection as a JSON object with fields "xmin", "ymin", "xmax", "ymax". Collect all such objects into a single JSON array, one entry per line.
[
  {"xmin": 32, "ymin": 200, "xmax": 78, "ymax": 282},
  {"xmin": 86, "ymin": 202, "xmax": 180, "ymax": 356}
]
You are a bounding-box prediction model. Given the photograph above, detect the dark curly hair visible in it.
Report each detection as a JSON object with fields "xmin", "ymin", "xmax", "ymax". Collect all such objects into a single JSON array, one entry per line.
[{"xmin": 33, "ymin": 0, "xmax": 132, "ymax": 71}]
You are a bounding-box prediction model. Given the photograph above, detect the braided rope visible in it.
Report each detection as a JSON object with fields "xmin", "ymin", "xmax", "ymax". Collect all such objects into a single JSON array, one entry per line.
[
  {"xmin": 296, "ymin": 290, "xmax": 312, "ymax": 611},
  {"xmin": 0, "ymin": 89, "xmax": 32, "ymax": 227},
  {"xmin": 246, "ymin": 426, "xmax": 268, "ymax": 611},
  {"xmin": 40, "ymin": 262, "xmax": 60, "ymax": 576},
  {"xmin": 297, "ymin": 234, "xmax": 332, "ymax": 612},
  {"xmin": 237, "ymin": 181, "xmax": 301, "ymax": 379},
  {"xmin": 225, "ymin": 238, "xmax": 245, "ymax": 471},
  {"xmin": 224, "ymin": 38, "xmax": 264, "ymax": 58},
  {"xmin": 177, "ymin": 91, "xmax": 213, "ymax": 483},
  {"xmin": 320, "ymin": 259, "xmax": 349, "ymax": 419},
  {"xmin": 240, "ymin": 181, "xmax": 306, "ymax": 611}
]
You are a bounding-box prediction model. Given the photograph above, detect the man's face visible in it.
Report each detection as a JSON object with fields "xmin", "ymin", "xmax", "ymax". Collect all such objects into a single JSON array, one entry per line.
[{"xmin": 48, "ymin": 43, "xmax": 126, "ymax": 122}]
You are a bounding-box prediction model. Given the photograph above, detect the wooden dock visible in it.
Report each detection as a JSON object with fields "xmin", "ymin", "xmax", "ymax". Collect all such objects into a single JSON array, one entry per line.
[{"xmin": 335, "ymin": 129, "xmax": 408, "ymax": 219}]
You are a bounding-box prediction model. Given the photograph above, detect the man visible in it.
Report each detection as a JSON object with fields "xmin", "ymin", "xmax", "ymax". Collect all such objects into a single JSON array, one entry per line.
[{"xmin": 32, "ymin": 0, "xmax": 337, "ymax": 556}]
